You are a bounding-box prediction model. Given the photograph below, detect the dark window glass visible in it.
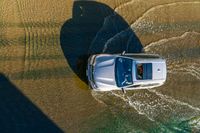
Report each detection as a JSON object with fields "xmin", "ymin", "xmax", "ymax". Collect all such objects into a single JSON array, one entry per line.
[
  {"xmin": 136, "ymin": 63, "xmax": 152, "ymax": 80},
  {"xmin": 115, "ymin": 57, "xmax": 133, "ymax": 87}
]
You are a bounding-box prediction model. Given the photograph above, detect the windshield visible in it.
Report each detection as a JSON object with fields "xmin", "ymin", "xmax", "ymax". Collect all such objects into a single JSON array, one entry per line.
[{"xmin": 115, "ymin": 57, "xmax": 133, "ymax": 87}]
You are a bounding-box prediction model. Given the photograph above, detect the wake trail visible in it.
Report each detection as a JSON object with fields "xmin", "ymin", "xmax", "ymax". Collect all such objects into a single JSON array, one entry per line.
[
  {"xmin": 110, "ymin": 89, "xmax": 200, "ymax": 123},
  {"xmin": 110, "ymin": 91, "xmax": 155, "ymax": 121},
  {"xmin": 148, "ymin": 89, "xmax": 200, "ymax": 112},
  {"xmin": 144, "ymin": 31, "xmax": 200, "ymax": 52},
  {"xmin": 131, "ymin": 1, "xmax": 200, "ymax": 28}
]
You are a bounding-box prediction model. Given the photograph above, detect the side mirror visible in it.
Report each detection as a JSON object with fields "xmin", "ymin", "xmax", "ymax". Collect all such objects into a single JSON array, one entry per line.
[{"xmin": 121, "ymin": 51, "xmax": 126, "ymax": 55}]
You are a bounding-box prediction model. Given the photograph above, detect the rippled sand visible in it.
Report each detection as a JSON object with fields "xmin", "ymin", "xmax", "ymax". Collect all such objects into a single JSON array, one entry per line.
[{"xmin": 0, "ymin": 0, "xmax": 200, "ymax": 132}]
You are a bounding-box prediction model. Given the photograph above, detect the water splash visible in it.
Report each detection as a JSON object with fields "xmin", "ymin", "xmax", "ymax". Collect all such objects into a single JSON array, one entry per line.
[
  {"xmin": 92, "ymin": 88, "xmax": 200, "ymax": 132},
  {"xmin": 91, "ymin": 31, "xmax": 200, "ymax": 131},
  {"xmin": 90, "ymin": 2, "xmax": 200, "ymax": 132}
]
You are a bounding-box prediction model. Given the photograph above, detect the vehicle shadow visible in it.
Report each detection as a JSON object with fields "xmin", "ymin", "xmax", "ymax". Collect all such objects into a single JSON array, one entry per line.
[
  {"xmin": 0, "ymin": 74, "xmax": 63, "ymax": 133},
  {"xmin": 60, "ymin": 1, "xmax": 143, "ymax": 83}
]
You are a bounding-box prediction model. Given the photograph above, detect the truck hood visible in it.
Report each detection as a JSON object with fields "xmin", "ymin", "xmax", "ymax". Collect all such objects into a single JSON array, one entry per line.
[{"xmin": 93, "ymin": 55, "xmax": 116, "ymax": 88}]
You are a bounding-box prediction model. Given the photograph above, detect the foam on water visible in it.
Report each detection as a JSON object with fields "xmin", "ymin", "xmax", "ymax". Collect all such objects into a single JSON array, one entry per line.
[
  {"xmin": 91, "ymin": 30, "xmax": 200, "ymax": 131},
  {"xmin": 92, "ymin": 89, "xmax": 200, "ymax": 131},
  {"xmin": 131, "ymin": 1, "xmax": 200, "ymax": 28},
  {"xmin": 144, "ymin": 32, "xmax": 200, "ymax": 80},
  {"xmin": 144, "ymin": 32, "xmax": 200, "ymax": 52},
  {"xmin": 90, "ymin": 1, "xmax": 200, "ymax": 132}
]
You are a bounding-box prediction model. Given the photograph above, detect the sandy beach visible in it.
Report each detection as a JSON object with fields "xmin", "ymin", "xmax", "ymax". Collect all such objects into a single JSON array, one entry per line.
[{"xmin": 0, "ymin": 0, "xmax": 200, "ymax": 132}]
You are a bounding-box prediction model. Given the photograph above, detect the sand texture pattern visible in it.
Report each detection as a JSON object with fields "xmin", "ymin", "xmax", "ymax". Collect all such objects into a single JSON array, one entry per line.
[{"xmin": 0, "ymin": 0, "xmax": 200, "ymax": 132}]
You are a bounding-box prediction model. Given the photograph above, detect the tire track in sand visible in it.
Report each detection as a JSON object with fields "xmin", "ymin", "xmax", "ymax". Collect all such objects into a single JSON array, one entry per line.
[{"xmin": 14, "ymin": 0, "xmax": 65, "ymax": 79}]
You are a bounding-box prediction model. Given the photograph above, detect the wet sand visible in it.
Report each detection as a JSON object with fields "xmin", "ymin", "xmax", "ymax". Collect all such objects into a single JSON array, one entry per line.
[{"xmin": 0, "ymin": 0, "xmax": 200, "ymax": 132}]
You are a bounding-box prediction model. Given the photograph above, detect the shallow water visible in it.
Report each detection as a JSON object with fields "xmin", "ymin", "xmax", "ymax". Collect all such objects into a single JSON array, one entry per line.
[
  {"xmin": 0, "ymin": 0, "xmax": 200, "ymax": 132},
  {"xmin": 89, "ymin": 31, "xmax": 200, "ymax": 132}
]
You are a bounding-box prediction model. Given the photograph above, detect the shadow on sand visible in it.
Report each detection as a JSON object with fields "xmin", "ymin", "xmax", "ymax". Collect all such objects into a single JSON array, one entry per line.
[
  {"xmin": 0, "ymin": 74, "xmax": 63, "ymax": 133},
  {"xmin": 60, "ymin": 1, "xmax": 143, "ymax": 83}
]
